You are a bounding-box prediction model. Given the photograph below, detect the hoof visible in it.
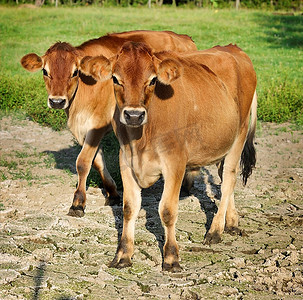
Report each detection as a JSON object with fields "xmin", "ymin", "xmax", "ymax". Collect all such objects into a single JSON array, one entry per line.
[
  {"xmin": 162, "ymin": 262, "xmax": 182, "ymax": 273},
  {"xmin": 225, "ymin": 226, "xmax": 241, "ymax": 235},
  {"xmin": 109, "ymin": 257, "xmax": 132, "ymax": 269},
  {"xmin": 225, "ymin": 226, "xmax": 248, "ymax": 237},
  {"xmin": 204, "ymin": 231, "xmax": 222, "ymax": 245},
  {"xmin": 67, "ymin": 205, "xmax": 85, "ymax": 218},
  {"xmin": 105, "ymin": 194, "xmax": 121, "ymax": 206}
]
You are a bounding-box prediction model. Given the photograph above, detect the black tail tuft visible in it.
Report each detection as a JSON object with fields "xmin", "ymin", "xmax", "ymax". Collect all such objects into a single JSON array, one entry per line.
[{"xmin": 240, "ymin": 131, "xmax": 256, "ymax": 185}]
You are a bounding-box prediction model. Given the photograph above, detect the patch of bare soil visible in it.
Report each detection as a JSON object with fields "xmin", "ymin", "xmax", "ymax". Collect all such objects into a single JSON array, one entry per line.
[{"xmin": 0, "ymin": 116, "xmax": 302, "ymax": 299}]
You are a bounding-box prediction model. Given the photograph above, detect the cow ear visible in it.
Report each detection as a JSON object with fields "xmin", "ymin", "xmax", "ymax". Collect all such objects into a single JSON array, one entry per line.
[
  {"xmin": 157, "ymin": 58, "xmax": 183, "ymax": 85},
  {"xmin": 80, "ymin": 55, "xmax": 112, "ymax": 82},
  {"xmin": 20, "ymin": 53, "xmax": 43, "ymax": 72}
]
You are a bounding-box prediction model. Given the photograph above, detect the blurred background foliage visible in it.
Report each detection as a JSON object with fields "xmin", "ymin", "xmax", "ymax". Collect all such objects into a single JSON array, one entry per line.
[{"xmin": 0, "ymin": 0, "xmax": 302, "ymax": 10}]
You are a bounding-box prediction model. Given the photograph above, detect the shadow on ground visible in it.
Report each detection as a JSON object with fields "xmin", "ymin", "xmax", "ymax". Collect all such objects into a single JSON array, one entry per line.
[
  {"xmin": 254, "ymin": 13, "xmax": 303, "ymax": 49},
  {"xmin": 44, "ymin": 141, "xmax": 221, "ymax": 264},
  {"xmin": 44, "ymin": 132, "xmax": 121, "ymax": 189},
  {"xmin": 107, "ymin": 170, "xmax": 221, "ymax": 263}
]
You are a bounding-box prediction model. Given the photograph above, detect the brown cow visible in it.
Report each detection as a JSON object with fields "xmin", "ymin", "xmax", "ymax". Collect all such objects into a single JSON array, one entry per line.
[
  {"xmin": 20, "ymin": 31, "xmax": 197, "ymax": 217},
  {"xmin": 81, "ymin": 42, "xmax": 257, "ymax": 271}
]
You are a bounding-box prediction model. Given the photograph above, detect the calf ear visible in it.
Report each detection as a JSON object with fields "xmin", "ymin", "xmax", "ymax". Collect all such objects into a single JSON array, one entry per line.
[
  {"xmin": 157, "ymin": 58, "xmax": 183, "ymax": 85},
  {"xmin": 80, "ymin": 55, "xmax": 112, "ymax": 82},
  {"xmin": 20, "ymin": 53, "xmax": 43, "ymax": 72}
]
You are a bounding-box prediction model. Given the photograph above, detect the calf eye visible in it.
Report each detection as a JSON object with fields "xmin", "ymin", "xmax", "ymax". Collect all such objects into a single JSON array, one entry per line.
[
  {"xmin": 72, "ymin": 69, "xmax": 78, "ymax": 78},
  {"xmin": 149, "ymin": 77, "xmax": 157, "ymax": 86},
  {"xmin": 112, "ymin": 75, "xmax": 121, "ymax": 86},
  {"xmin": 42, "ymin": 68, "xmax": 48, "ymax": 77}
]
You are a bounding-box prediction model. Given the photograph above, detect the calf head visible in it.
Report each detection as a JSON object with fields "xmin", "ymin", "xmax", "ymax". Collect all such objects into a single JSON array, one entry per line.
[
  {"xmin": 80, "ymin": 42, "xmax": 183, "ymax": 127},
  {"xmin": 21, "ymin": 42, "xmax": 80, "ymax": 110}
]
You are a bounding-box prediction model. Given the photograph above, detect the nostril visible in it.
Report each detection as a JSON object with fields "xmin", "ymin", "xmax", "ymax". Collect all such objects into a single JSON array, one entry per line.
[
  {"xmin": 50, "ymin": 98, "xmax": 64, "ymax": 104},
  {"xmin": 124, "ymin": 110, "xmax": 131, "ymax": 121},
  {"xmin": 138, "ymin": 111, "xmax": 145, "ymax": 122}
]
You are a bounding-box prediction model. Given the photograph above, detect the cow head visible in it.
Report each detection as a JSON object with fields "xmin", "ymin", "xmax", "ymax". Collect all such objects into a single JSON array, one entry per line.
[
  {"xmin": 80, "ymin": 42, "xmax": 182, "ymax": 127},
  {"xmin": 21, "ymin": 42, "xmax": 81, "ymax": 110}
]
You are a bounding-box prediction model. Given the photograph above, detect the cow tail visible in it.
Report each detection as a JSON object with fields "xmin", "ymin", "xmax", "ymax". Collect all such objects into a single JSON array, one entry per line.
[{"xmin": 240, "ymin": 90, "xmax": 257, "ymax": 185}]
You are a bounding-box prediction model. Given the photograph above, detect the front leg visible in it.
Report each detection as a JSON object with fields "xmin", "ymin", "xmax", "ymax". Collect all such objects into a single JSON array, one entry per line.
[
  {"xmin": 109, "ymin": 151, "xmax": 142, "ymax": 268},
  {"xmin": 160, "ymin": 162, "xmax": 186, "ymax": 272},
  {"xmin": 68, "ymin": 128, "xmax": 120, "ymax": 217},
  {"xmin": 68, "ymin": 128, "xmax": 106, "ymax": 217},
  {"xmin": 68, "ymin": 141, "xmax": 98, "ymax": 217}
]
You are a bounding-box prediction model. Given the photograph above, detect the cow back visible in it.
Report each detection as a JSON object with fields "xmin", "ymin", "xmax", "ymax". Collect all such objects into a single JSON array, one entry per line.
[
  {"xmin": 78, "ymin": 30, "xmax": 197, "ymax": 57},
  {"xmin": 137, "ymin": 45, "xmax": 256, "ymax": 166},
  {"xmin": 164, "ymin": 44, "xmax": 257, "ymax": 125}
]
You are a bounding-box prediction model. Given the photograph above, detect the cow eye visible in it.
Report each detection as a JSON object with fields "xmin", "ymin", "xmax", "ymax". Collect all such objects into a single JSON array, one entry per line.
[
  {"xmin": 149, "ymin": 77, "xmax": 157, "ymax": 86},
  {"xmin": 42, "ymin": 68, "xmax": 48, "ymax": 77},
  {"xmin": 72, "ymin": 69, "xmax": 78, "ymax": 78},
  {"xmin": 112, "ymin": 75, "xmax": 121, "ymax": 86}
]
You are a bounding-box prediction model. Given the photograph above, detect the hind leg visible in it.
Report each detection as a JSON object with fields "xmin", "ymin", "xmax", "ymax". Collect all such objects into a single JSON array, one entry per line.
[
  {"xmin": 204, "ymin": 127, "xmax": 248, "ymax": 244},
  {"xmin": 181, "ymin": 169, "xmax": 200, "ymax": 195},
  {"xmin": 93, "ymin": 149, "xmax": 120, "ymax": 206},
  {"xmin": 216, "ymin": 158, "xmax": 224, "ymax": 183}
]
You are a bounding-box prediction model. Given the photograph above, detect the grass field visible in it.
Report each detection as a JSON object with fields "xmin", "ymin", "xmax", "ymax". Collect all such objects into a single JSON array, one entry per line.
[{"xmin": 0, "ymin": 6, "xmax": 302, "ymax": 128}]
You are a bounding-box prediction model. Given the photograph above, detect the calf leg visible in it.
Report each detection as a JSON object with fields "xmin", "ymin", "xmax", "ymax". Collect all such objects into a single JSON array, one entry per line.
[
  {"xmin": 181, "ymin": 169, "xmax": 200, "ymax": 195},
  {"xmin": 224, "ymin": 191, "xmax": 240, "ymax": 233},
  {"xmin": 109, "ymin": 151, "xmax": 142, "ymax": 268},
  {"xmin": 160, "ymin": 164, "xmax": 185, "ymax": 272},
  {"xmin": 68, "ymin": 129, "xmax": 117, "ymax": 217},
  {"xmin": 93, "ymin": 149, "xmax": 120, "ymax": 206},
  {"xmin": 204, "ymin": 126, "xmax": 248, "ymax": 244},
  {"xmin": 68, "ymin": 142, "xmax": 98, "ymax": 217}
]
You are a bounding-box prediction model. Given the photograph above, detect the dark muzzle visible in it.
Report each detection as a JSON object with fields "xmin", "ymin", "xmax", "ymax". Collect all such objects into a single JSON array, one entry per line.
[
  {"xmin": 48, "ymin": 98, "xmax": 67, "ymax": 109},
  {"xmin": 123, "ymin": 109, "xmax": 146, "ymax": 127}
]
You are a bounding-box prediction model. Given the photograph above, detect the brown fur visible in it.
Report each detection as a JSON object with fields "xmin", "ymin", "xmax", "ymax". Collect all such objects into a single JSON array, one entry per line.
[
  {"xmin": 81, "ymin": 42, "xmax": 257, "ymax": 270},
  {"xmin": 20, "ymin": 31, "xmax": 197, "ymax": 217}
]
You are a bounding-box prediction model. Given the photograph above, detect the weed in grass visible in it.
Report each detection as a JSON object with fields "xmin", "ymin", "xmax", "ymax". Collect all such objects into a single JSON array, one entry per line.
[
  {"xmin": 274, "ymin": 127, "xmax": 287, "ymax": 135},
  {"xmin": 258, "ymin": 77, "xmax": 303, "ymax": 124},
  {"xmin": 27, "ymin": 160, "xmax": 42, "ymax": 167},
  {"xmin": 15, "ymin": 151, "xmax": 30, "ymax": 159},
  {"xmin": 12, "ymin": 168, "xmax": 35, "ymax": 183},
  {"xmin": 64, "ymin": 169, "xmax": 74, "ymax": 177},
  {"xmin": 1, "ymin": 171, "xmax": 7, "ymax": 181},
  {"xmin": 43, "ymin": 153, "xmax": 56, "ymax": 168},
  {"xmin": 0, "ymin": 157, "xmax": 17, "ymax": 170}
]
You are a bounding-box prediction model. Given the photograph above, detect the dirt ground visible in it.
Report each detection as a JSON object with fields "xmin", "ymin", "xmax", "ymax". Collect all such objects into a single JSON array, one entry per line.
[{"xmin": 0, "ymin": 115, "xmax": 302, "ymax": 300}]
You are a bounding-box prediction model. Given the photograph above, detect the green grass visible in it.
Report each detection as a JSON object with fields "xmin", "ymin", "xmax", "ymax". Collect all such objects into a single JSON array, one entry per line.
[
  {"xmin": 0, "ymin": 147, "xmax": 65, "ymax": 186},
  {"xmin": 0, "ymin": 6, "xmax": 302, "ymax": 127}
]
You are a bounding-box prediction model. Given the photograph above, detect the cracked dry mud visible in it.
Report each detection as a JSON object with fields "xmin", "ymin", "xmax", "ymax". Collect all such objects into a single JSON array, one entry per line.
[{"xmin": 0, "ymin": 116, "xmax": 302, "ymax": 299}]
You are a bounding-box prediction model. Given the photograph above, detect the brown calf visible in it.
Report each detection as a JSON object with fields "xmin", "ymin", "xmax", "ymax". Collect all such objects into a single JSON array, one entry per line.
[
  {"xmin": 81, "ymin": 42, "xmax": 257, "ymax": 271},
  {"xmin": 20, "ymin": 31, "xmax": 197, "ymax": 217}
]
